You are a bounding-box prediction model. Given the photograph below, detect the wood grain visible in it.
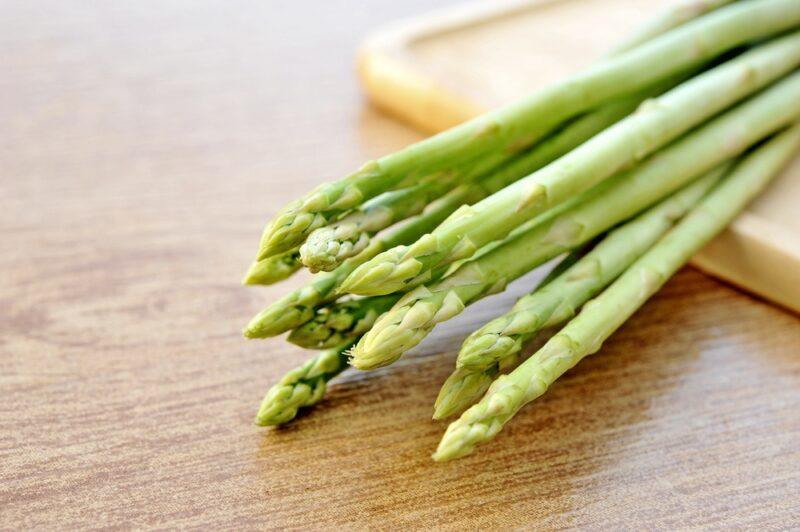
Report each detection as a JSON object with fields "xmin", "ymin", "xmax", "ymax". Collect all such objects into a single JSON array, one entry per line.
[{"xmin": 1, "ymin": 1, "xmax": 799, "ymax": 528}]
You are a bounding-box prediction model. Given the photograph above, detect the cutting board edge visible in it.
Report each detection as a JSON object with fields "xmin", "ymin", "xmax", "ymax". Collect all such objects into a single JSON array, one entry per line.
[{"xmin": 356, "ymin": 0, "xmax": 531, "ymax": 133}]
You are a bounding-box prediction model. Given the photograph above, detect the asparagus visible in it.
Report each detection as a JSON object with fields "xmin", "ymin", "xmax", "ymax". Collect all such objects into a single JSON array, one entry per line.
[
  {"xmin": 255, "ymin": 342, "xmax": 354, "ymax": 426},
  {"xmin": 296, "ymin": 152, "xmax": 510, "ymax": 273},
  {"xmin": 433, "ymin": 163, "xmax": 733, "ymax": 419},
  {"xmin": 610, "ymin": 0, "xmax": 739, "ymax": 54},
  {"xmin": 244, "ymin": 96, "xmax": 650, "ymax": 337},
  {"xmin": 433, "ymin": 365, "xmax": 516, "ymax": 426},
  {"xmin": 298, "ymin": 184, "xmax": 448, "ymax": 273},
  {"xmin": 288, "ymin": 295, "xmax": 400, "ymax": 349},
  {"xmin": 297, "ymin": 14, "xmax": 699, "ymax": 275},
  {"xmin": 340, "ymin": 31, "xmax": 800, "ymax": 296},
  {"xmin": 304, "ymin": 97, "xmax": 654, "ymax": 273},
  {"xmin": 349, "ymin": 169, "xmax": 722, "ymax": 370},
  {"xmin": 243, "ymin": 183, "xmax": 481, "ymax": 338},
  {"xmin": 256, "ymin": 0, "xmax": 800, "ymax": 259},
  {"xmin": 430, "ymin": 245, "xmax": 592, "ymax": 418},
  {"xmin": 348, "ymin": 70, "xmax": 800, "ymax": 369},
  {"xmin": 433, "ymin": 123, "xmax": 800, "ymax": 461},
  {"xmin": 242, "ymin": 248, "xmax": 302, "ymax": 285}
]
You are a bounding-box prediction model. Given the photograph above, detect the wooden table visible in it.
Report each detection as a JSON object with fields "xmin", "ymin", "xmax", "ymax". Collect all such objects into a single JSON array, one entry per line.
[{"xmin": 2, "ymin": 1, "xmax": 799, "ymax": 528}]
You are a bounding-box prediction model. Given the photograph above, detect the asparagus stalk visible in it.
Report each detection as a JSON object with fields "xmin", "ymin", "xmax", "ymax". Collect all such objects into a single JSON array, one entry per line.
[
  {"xmin": 348, "ymin": 70, "xmax": 800, "ymax": 369},
  {"xmin": 296, "ymin": 152, "xmax": 510, "ymax": 273},
  {"xmin": 298, "ymin": 184, "xmax": 447, "ymax": 274},
  {"xmin": 301, "ymin": 97, "xmax": 650, "ymax": 274},
  {"xmin": 341, "ymin": 31, "xmax": 800, "ymax": 296},
  {"xmin": 610, "ymin": 0, "xmax": 739, "ymax": 55},
  {"xmin": 433, "ymin": 365, "xmax": 516, "ymax": 427},
  {"xmin": 429, "ymin": 245, "xmax": 592, "ymax": 418},
  {"xmin": 299, "ymin": 187, "xmax": 434, "ymax": 273},
  {"xmin": 243, "ymin": 184, "xmax": 481, "ymax": 338},
  {"xmin": 244, "ymin": 97, "xmax": 650, "ymax": 338},
  {"xmin": 255, "ymin": 342, "xmax": 354, "ymax": 426},
  {"xmin": 297, "ymin": 14, "xmax": 698, "ymax": 275},
  {"xmin": 242, "ymin": 248, "xmax": 302, "ymax": 285},
  {"xmin": 256, "ymin": 0, "xmax": 800, "ymax": 259},
  {"xmin": 433, "ymin": 163, "xmax": 733, "ymax": 419},
  {"xmin": 288, "ymin": 295, "xmax": 400, "ymax": 349},
  {"xmin": 349, "ymin": 170, "xmax": 723, "ymax": 371},
  {"xmin": 433, "ymin": 123, "xmax": 800, "ymax": 461}
]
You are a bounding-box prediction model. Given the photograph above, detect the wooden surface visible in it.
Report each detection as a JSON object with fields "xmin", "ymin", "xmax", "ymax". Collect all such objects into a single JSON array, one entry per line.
[
  {"xmin": 358, "ymin": 0, "xmax": 800, "ymax": 313},
  {"xmin": 2, "ymin": 1, "xmax": 800, "ymax": 528}
]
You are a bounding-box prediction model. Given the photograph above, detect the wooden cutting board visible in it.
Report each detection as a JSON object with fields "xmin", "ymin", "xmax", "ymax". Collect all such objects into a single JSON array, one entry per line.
[{"xmin": 357, "ymin": 0, "xmax": 800, "ymax": 312}]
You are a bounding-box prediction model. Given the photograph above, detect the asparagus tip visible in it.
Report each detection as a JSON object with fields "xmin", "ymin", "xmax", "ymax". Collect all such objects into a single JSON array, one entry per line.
[
  {"xmin": 433, "ymin": 368, "xmax": 494, "ymax": 420},
  {"xmin": 348, "ymin": 299, "xmax": 436, "ymax": 369},
  {"xmin": 300, "ymin": 224, "xmax": 370, "ymax": 273},
  {"xmin": 241, "ymin": 261, "xmax": 262, "ymax": 285},
  {"xmin": 432, "ymin": 423, "xmax": 479, "ymax": 462},
  {"xmin": 339, "ymin": 249, "xmax": 423, "ymax": 296}
]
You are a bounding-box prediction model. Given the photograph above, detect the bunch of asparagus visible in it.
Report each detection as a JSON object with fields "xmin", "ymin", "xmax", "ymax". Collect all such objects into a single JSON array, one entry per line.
[{"xmin": 244, "ymin": 0, "xmax": 800, "ymax": 461}]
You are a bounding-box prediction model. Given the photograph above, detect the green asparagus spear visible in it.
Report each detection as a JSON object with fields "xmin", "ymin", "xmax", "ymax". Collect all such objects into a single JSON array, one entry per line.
[
  {"xmin": 301, "ymin": 97, "xmax": 650, "ymax": 274},
  {"xmin": 433, "ymin": 123, "xmax": 800, "ymax": 461},
  {"xmin": 349, "ymin": 169, "xmax": 723, "ymax": 371},
  {"xmin": 296, "ymin": 151, "xmax": 511, "ymax": 273},
  {"xmin": 255, "ymin": 342, "xmax": 354, "ymax": 426},
  {"xmin": 610, "ymin": 0, "xmax": 739, "ymax": 55},
  {"xmin": 298, "ymin": 184, "xmax": 453, "ymax": 273},
  {"xmin": 341, "ymin": 31, "xmax": 800, "ymax": 296},
  {"xmin": 433, "ymin": 363, "xmax": 517, "ymax": 426},
  {"xmin": 256, "ymin": 0, "xmax": 800, "ymax": 259},
  {"xmin": 433, "ymin": 162, "xmax": 734, "ymax": 419},
  {"xmin": 244, "ymin": 97, "xmax": 650, "ymax": 337},
  {"xmin": 430, "ymin": 245, "xmax": 592, "ymax": 418},
  {"xmin": 242, "ymin": 248, "xmax": 302, "ymax": 285},
  {"xmin": 243, "ymin": 185, "xmax": 479, "ymax": 338},
  {"xmin": 348, "ymin": 70, "xmax": 800, "ymax": 369},
  {"xmin": 297, "ymin": 18, "xmax": 698, "ymax": 275},
  {"xmin": 288, "ymin": 295, "xmax": 400, "ymax": 349}
]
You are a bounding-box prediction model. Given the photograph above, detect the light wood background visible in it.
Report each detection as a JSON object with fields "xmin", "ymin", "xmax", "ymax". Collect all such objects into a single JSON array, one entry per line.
[{"xmin": 2, "ymin": 1, "xmax": 799, "ymax": 529}]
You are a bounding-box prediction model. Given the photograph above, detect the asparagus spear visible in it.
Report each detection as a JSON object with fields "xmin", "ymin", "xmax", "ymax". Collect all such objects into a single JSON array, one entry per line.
[
  {"xmin": 340, "ymin": 31, "xmax": 800, "ymax": 296},
  {"xmin": 300, "ymin": 97, "xmax": 648, "ymax": 274},
  {"xmin": 256, "ymin": 0, "xmax": 800, "ymax": 259},
  {"xmin": 433, "ymin": 162, "xmax": 734, "ymax": 419},
  {"xmin": 243, "ymin": 184, "xmax": 482, "ymax": 338},
  {"xmin": 297, "ymin": 13, "xmax": 700, "ymax": 275},
  {"xmin": 297, "ymin": 151, "xmax": 509, "ymax": 273},
  {"xmin": 244, "ymin": 96, "xmax": 651, "ymax": 338},
  {"xmin": 255, "ymin": 342, "xmax": 354, "ymax": 426},
  {"xmin": 348, "ymin": 70, "xmax": 800, "ymax": 369},
  {"xmin": 610, "ymin": 0, "xmax": 739, "ymax": 55},
  {"xmin": 429, "ymin": 245, "xmax": 593, "ymax": 418},
  {"xmin": 288, "ymin": 295, "xmax": 400, "ymax": 349},
  {"xmin": 242, "ymin": 248, "xmax": 302, "ymax": 285},
  {"xmin": 298, "ymin": 184, "xmax": 447, "ymax": 274},
  {"xmin": 349, "ymin": 170, "xmax": 722, "ymax": 371},
  {"xmin": 433, "ymin": 123, "xmax": 800, "ymax": 461}
]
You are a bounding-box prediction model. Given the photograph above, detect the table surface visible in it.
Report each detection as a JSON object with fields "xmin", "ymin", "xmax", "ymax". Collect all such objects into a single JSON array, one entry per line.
[{"xmin": 2, "ymin": 1, "xmax": 799, "ymax": 528}]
